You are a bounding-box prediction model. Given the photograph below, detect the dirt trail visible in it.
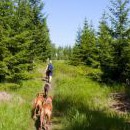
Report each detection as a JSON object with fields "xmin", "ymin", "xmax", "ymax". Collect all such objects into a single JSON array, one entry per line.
[
  {"xmin": 34, "ymin": 68, "xmax": 64, "ymax": 130},
  {"xmin": 110, "ymin": 93, "xmax": 130, "ymax": 113},
  {"xmin": 49, "ymin": 114, "xmax": 63, "ymax": 130},
  {"xmin": 46, "ymin": 80, "xmax": 64, "ymax": 130}
]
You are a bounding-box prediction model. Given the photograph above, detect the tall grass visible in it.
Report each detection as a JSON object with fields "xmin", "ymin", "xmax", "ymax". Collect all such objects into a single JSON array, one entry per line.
[
  {"xmin": 53, "ymin": 61, "xmax": 130, "ymax": 130},
  {"xmin": 0, "ymin": 62, "xmax": 46, "ymax": 130},
  {"xmin": 0, "ymin": 61, "xmax": 130, "ymax": 130},
  {"xmin": 0, "ymin": 101, "xmax": 31, "ymax": 130}
]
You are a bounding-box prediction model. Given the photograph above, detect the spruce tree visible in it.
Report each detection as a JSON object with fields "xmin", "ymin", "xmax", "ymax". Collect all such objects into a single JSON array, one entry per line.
[
  {"xmin": 80, "ymin": 19, "xmax": 98, "ymax": 67},
  {"xmin": 0, "ymin": 0, "xmax": 14, "ymax": 81},
  {"xmin": 98, "ymin": 12, "xmax": 114, "ymax": 81},
  {"xmin": 108, "ymin": 0, "xmax": 130, "ymax": 81},
  {"xmin": 70, "ymin": 27, "xmax": 82, "ymax": 65},
  {"xmin": 71, "ymin": 19, "xmax": 98, "ymax": 67},
  {"xmin": 29, "ymin": 0, "xmax": 51, "ymax": 61},
  {"xmin": 4, "ymin": 0, "xmax": 34, "ymax": 81},
  {"xmin": 0, "ymin": 0, "xmax": 52, "ymax": 82}
]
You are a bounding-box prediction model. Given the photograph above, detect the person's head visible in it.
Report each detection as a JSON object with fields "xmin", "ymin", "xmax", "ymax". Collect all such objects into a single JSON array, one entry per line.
[{"xmin": 49, "ymin": 60, "xmax": 52, "ymax": 64}]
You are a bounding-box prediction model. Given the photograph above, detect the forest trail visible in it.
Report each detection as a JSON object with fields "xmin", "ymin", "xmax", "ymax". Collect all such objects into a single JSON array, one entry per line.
[
  {"xmin": 44, "ymin": 82, "xmax": 63, "ymax": 130},
  {"xmin": 33, "ymin": 67, "xmax": 64, "ymax": 130}
]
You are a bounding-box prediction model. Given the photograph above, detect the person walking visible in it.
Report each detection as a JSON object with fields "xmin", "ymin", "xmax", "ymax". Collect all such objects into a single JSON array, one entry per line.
[{"xmin": 45, "ymin": 60, "xmax": 53, "ymax": 83}]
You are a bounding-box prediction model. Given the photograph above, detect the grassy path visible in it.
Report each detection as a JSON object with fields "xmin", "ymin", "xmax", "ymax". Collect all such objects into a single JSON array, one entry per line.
[
  {"xmin": 44, "ymin": 65, "xmax": 64, "ymax": 130},
  {"xmin": 30, "ymin": 62, "xmax": 64, "ymax": 130},
  {"xmin": 31, "ymin": 62, "xmax": 64, "ymax": 130}
]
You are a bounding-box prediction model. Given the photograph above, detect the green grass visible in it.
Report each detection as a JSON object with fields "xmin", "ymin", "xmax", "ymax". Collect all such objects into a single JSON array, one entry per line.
[
  {"xmin": 0, "ymin": 61, "xmax": 130, "ymax": 130},
  {"xmin": 53, "ymin": 61, "xmax": 130, "ymax": 130},
  {"xmin": 0, "ymin": 62, "xmax": 46, "ymax": 130},
  {"xmin": 0, "ymin": 101, "xmax": 31, "ymax": 130}
]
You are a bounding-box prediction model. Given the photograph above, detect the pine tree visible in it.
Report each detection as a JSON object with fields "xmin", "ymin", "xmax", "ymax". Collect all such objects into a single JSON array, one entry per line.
[
  {"xmin": 98, "ymin": 12, "xmax": 114, "ymax": 81},
  {"xmin": 29, "ymin": 0, "xmax": 51, "ymax": 61},
  {"xmin": 0, "ymin": 0, "xmax": 14, "ymax": 81},
  {"xmin": 4, "ymin": 0, "xmax": 34, "ymax": 81},
  {"xmin": 0, "ymin": 0, "xmax": 52, "ymax": 82},
  {"xmin": 71, "ymin": 19, "xmax": 98, "ymax": 67},
  {"xmin": 108, "ymin": 0, "xmax": 130, "ymax": 81},
  {"xmin": 80, "ymin": 19, "xmax": 98, "ymax": 67},
  {"xmin": 70, "ymin": 27, "xmax": 82, "ymax": 65}
]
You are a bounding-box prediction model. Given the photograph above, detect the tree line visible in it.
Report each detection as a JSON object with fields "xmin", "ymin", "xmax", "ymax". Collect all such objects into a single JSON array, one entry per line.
[
  {"xmin": 0, "ymin": 0, "xmax": 52, "ymax": 82},
  {"xmin": 70, "ymin": 0, "xmax": 130, "ymax": 83},
  {"xmin": 0, "ymin": 0, "xmax": 130, "ymax": 84}
]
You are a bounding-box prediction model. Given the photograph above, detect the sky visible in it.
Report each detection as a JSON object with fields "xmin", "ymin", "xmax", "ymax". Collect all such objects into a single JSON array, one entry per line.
[{"xmin": 43, "ymin": 0, "xmax": 110, "ymax": 47}]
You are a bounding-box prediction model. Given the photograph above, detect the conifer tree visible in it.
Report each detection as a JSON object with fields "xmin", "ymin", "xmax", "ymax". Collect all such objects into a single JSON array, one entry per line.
[
  {"xmin": 0, "ymin": 0, "xmax": 52, "ymax": 82},
  {"xmin": 70, "ymin": 27, "xmax": 82, "ymax": 65},
  {"xmin": 107, "ymin": 0, "xmax": 130, "ymax": 81},
  {"xmin": 98, "ymin": 12, "xmax": 114, "ymax": 80},
  {"xmin": 71, "ymin": 19, "xmax": 98, "ymax": 67},
  {"xmin": 0, "ymin": 0, "xmax": 14, "ymax": 81},
  {"xmin": 29, "ymin": 0, "xmax": 51, "ymax": 61},
  {"xmin": 80, "ymin": 19, "xmax": 98, "ymax": 66},
  {"xmin": 4, "ymin": 0, "xmax": 34, "ymax": 81},
  {"xmin": 98, "ymin": 0, "xmax": 130, "ymax": 82}
]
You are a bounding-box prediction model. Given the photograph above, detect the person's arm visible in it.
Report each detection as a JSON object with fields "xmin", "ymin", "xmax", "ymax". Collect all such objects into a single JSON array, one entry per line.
[
  {"xmin": 44, "ymin": 64, "xmax": 48, "ymax": 73},
  {"xmin": 42, "ymin": 65, "xmax": 48, "ymax": 78}
]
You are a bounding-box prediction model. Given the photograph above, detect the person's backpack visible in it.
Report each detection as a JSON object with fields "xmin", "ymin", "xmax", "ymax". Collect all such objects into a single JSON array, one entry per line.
[{"xmin": 48, "ymin": 64, "xmax": 53, "ymax": 72}]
